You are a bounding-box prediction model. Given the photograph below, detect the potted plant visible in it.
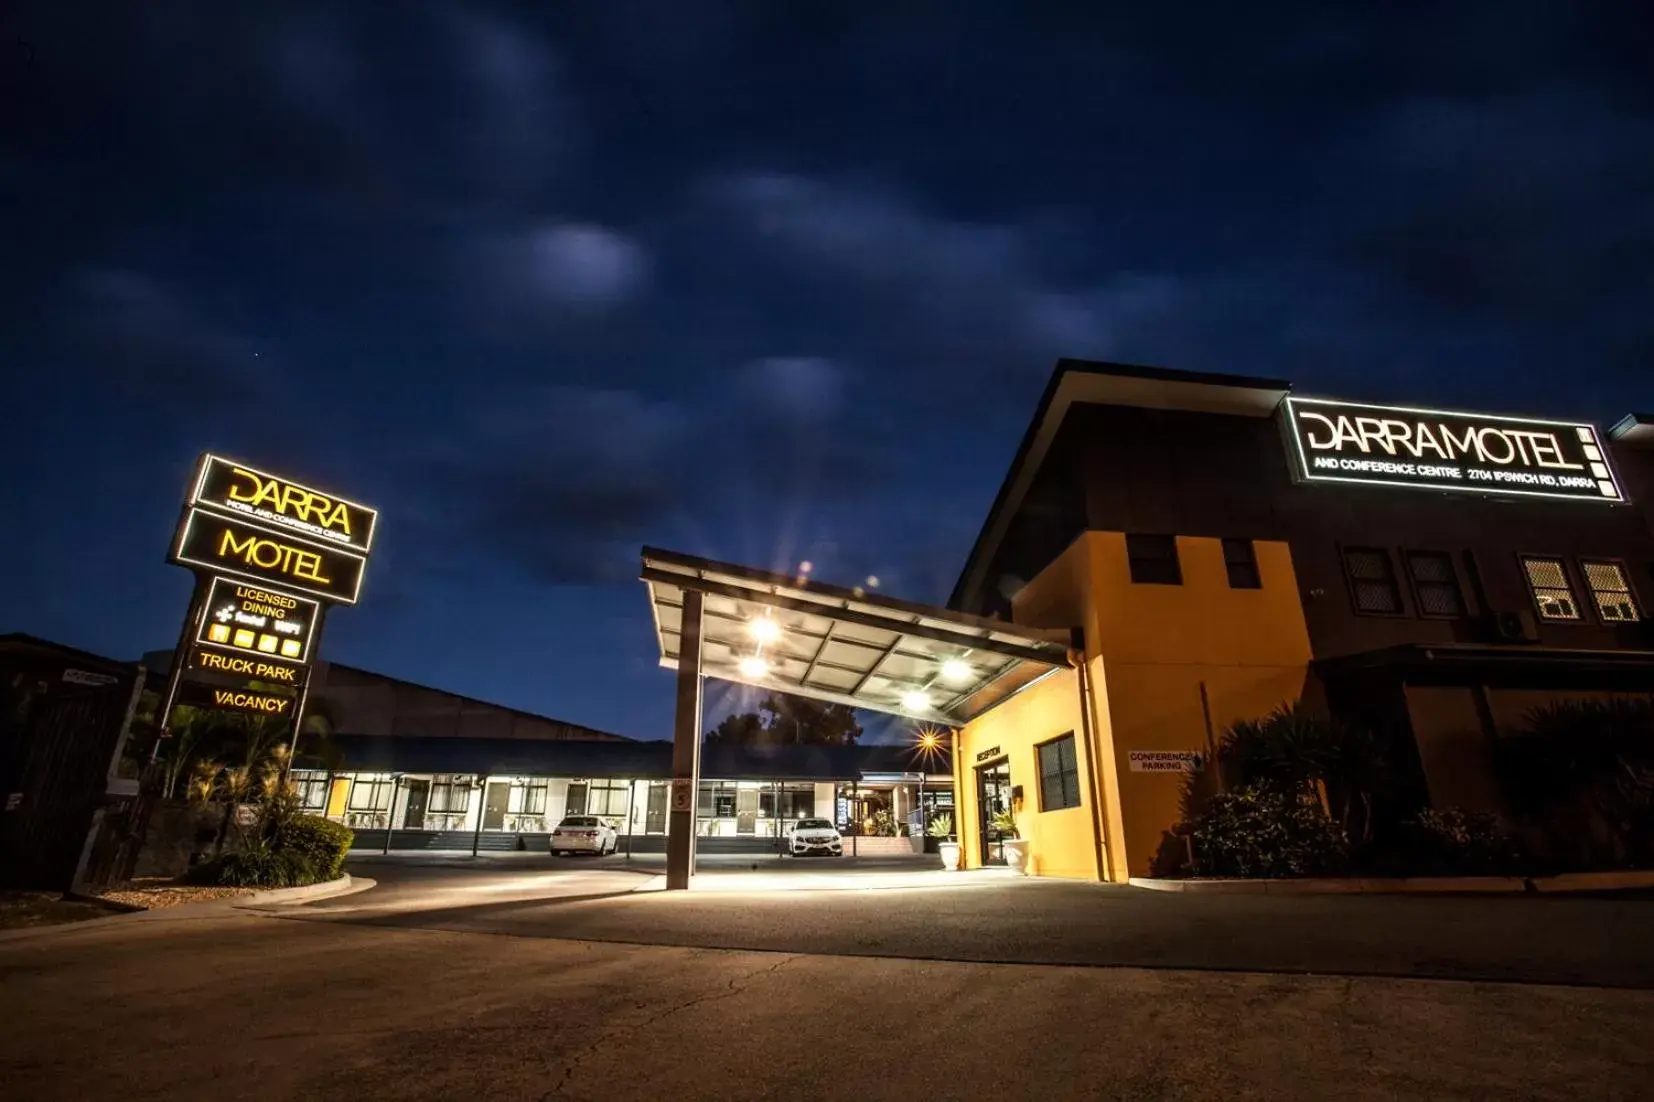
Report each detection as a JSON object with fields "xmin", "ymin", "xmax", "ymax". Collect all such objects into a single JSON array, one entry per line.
[
  {"xmin": 994, "ymin": 808, "xmax": 1030, "ymax": 874},
  {"xmin": 928, "ymin": 813, "xmax": 960, "ymax": 871}
]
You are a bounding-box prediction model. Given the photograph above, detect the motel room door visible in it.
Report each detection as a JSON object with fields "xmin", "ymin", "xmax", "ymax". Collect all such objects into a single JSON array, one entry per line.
[
  {"xmin": 976, "ymin": 759, "xmax": 1011, "ymax": 866},
  {"xmin": 401, "ymin": 779, "xmax": 430, "ymax": 830},
  {"xmin": 645, "ymin": 782, "xmax": 668, "ymax": 833},
  {"xmin": 482, "ymin": 781, "xmax": 510, "ymax": 830}
]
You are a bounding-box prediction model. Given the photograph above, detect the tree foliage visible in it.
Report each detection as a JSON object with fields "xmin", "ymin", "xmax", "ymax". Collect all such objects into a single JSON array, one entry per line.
[{"xmin": 705, "ymin": 692, "xmax": 863, "ymax": 747}]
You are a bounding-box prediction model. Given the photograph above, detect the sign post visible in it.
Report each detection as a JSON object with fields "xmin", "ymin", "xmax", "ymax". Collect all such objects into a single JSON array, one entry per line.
[{"xmin": 152, "ymin": 453, "xmax": 376, "ymax": 779}]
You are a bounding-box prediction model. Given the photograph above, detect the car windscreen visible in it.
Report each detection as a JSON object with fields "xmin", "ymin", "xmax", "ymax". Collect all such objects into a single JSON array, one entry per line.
[
  {"xmin": 560, "ymin": 817, "xmax": 599, "ymax": 827},
  {"xmin": 795, "ymin": 819, "xmax": 834, "ymax": 830}
]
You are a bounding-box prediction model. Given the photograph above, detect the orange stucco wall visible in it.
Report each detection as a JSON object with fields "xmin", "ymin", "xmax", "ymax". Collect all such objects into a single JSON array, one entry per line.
[
  {"xmin": 1084, "ymin": 533, "xmax": 1314, "ymax": 878},
  {"xmin": 958, "ymin": 532, "xmax": 1314, "ymax": 882}
]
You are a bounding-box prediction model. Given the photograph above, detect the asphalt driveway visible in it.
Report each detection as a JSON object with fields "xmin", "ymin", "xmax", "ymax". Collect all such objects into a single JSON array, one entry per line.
[
  {"xmin": 4, "ymin": 859, "xmax": 1653, "ymax": 1100},
  {"xmin": 288, "ymin": 856, "xmax": 1654, "ymax": 989}
]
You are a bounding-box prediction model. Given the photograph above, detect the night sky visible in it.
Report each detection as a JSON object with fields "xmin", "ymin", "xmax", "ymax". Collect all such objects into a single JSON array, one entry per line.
[{"xmin": 3, "ymin": 4, "xmax": 1651, "ymax": 742}]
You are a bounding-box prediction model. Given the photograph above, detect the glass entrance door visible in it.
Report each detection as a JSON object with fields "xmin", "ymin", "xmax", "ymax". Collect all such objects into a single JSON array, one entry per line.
[{"xmin": 976, "ymin": 760, "xmax": 1011, "ymax": 866}]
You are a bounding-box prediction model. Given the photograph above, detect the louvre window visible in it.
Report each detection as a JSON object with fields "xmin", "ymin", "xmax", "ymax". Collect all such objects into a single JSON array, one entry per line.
[
  {"xmin": 1522, "ymin": 557, "xmax": 1581, "ymax": 621},
  {"xmin": 1037, "ymin": 733, "xmax": 1082, "ymax": 811},
  {"xmin": 1222, "ymin": 538, "xmax": 1262, "ymax": 589},
  {"xmin": 1127, "ymin": 534, "xmax": 1182, "ymax": 585},
  {"xmin": 1343, "ymin": 547, "xmax": 1402, "ymax": 614},
  {"xmin": 1581, "ymin": 560, "xmax": 1641, "ymax": 623},
  {"xmin": 1405, "ymin": 551, "xmax": 1464, "ymax": 618}
]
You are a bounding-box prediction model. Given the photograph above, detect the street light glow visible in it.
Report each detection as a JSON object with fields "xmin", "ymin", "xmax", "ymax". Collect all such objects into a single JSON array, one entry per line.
[
  {"xmin": 738, "ymin": 656, "xmax": 769, "ymax": 679},
  {"xmin": 748, "ymin": 615, "xmax": 781, "ymax": 644}
]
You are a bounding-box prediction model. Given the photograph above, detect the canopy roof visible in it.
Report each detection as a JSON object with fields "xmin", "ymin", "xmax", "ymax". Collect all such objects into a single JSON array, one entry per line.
[{"xmin": 641, "ymin": 548, "xmax": 1071, "ymax": 726}]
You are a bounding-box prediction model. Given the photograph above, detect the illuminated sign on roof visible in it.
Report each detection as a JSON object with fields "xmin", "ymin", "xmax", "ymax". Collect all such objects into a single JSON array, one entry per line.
[{"xmin": 1284, "ymin": 397, "xmax": 1625, "ymax": 503}]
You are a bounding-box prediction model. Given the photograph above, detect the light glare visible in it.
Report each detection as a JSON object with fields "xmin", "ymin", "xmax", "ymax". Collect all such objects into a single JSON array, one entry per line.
[
  {"xmin": 941, "ymin": 658, "xmax": 972, "ymax": 685},
  {"xmin": 901, "ymin": 690, "xmax": 931, "ymax": 713},
  {"xmin": 738, "ymin": 656, "xmax": 769, "ymax": 679},
  {"xmin": 748, "ymin": 616, "xmax": 781, "ymax": 644}
]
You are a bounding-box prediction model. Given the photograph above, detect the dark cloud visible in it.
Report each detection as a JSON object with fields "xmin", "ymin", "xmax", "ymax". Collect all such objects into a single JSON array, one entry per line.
[
  {"xmin": 5, "ymin": 2, "xmax": 1653, "ymax": 737},
  {"xmin": 64, "ymin": 268, "xmax": 276, "ymax": 409}
]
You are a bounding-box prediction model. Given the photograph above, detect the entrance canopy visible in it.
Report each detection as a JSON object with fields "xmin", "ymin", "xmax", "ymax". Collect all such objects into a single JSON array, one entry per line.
[{"xmin": 640, "ymin": 548, "xmax": 1071, "ymax": 726}]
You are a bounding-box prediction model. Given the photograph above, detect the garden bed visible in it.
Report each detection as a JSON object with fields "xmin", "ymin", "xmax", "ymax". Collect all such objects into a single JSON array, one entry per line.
[{"xmin": 91, "ymin": 877, "xmax": 254, "ymax": 911}]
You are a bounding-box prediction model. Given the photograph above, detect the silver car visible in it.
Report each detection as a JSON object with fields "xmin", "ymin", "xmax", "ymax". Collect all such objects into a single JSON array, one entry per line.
[{"xmin": 787, "ymin": 818, "xmax": 843, "ymax": 857}]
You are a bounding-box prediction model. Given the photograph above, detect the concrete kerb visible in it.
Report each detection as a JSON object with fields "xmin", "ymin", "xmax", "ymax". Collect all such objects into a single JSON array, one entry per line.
[
  {"xmin": 237, "ymin": 874, "xmax": 375, "ymax": 908},
  {"xmin": 1129, "ymin": 870, "xmax": 1654, "ymax": 895},
  {"xmin": 0, "ymin": 876, "xmax": 377, "ymax": 943}
]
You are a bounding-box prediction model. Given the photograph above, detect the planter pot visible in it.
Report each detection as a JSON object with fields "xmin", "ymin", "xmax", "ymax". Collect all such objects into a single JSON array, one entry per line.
[
  {"xmin": 1002, "ymin": 838, "xmax": 1031, "ymax": 874},
  {"xmin": 938, "ymin": 841, "xmax": 961, "ymax": 871}
]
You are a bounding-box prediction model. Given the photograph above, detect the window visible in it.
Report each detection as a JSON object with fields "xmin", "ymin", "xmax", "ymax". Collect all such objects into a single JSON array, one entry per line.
[
  {"xmin": 346, "ymin": 776, "xmax": 393, "ymax": 811},
  {"xmin": 429, "ymin": 778, "xmax": 471, "ymax": 815},
  {"xmin": 508, "ymin": 780, "xmax": 548, "ymax": 815},
  {"xmin": 1581, "ymin": 560, "xmax": 1641, "ymax": 622},
  {"xmin": 1522, "ymin": 556, "xmax": 1581, "ymax": 621},
  {"xmin": 1127, "ymin": 534, "xmax": 1182, "ymax": 585},
  {"xmin": 292, "ymin": 771, "xmax": 327, "ymax": 811},
  {"xmin": 1404, "ymin": 551, "xmax": 1465, "ymax": 617},
  {"xmin": 1036, "ymin": 733, "xmax": 1082, "ymax": 811},
  {"xmin": 1222, "ymin": 538, "xmax": 1261, "ymax": 589},
  {"xmin": 1343, "ymin": 547, "xmax": 1403, "ymax": 614},
  {"xmin": 567, "ymin": 779, "xmax": 631, "ymax": 817}
]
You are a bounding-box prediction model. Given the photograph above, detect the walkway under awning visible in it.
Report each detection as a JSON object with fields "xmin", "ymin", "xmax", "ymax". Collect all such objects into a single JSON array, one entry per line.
[{"xmin": 641, "ymin": 547, "xmax": 1072, "ymax": 726}]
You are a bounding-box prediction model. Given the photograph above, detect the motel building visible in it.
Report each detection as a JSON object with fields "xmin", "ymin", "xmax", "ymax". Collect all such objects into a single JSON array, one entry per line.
[
  {"xmin": 131, "ymin": 655, "xmax": 957, "ymax": 856},
  {"xmin": 159, "ymin": 359, "xmax": 1654, "ymax": 882},
  {"xmin": 630, "ymin": 359, "xmax": 1654, "ymax": 884}
]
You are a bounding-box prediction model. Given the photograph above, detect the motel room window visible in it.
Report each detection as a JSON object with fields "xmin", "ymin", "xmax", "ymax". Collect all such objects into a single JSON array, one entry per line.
[
  {"xmin": 569, "ymin": 779, "xmax": 632, "ymax": 818},
  {"xmin": 1126, "ymin": 534, "xmax": 1182, "ymax": 585},
  {"xmin": 1581, "ymin": 560, "xmax": 1641, "ymax": 622},
  {"xmin": 292, "ymin": 772, "xmax": 328, "ymax": 811},
  {"xmin": 428, "ymin": 778, "xmax": 471, "ymax": 815},
  {"xmin": 508, "ymin": 780, "xmax": 548, "ymax": 816},
  {"xmin": 1036, "ymin": 733, "xmax": 1082, "ymax": 811},
  {"xmin": 346, "ymin": 776, "xmax": 393, "ymax": 811},
  {"xmin": 1521, "ymin": 556, "xmax": 1581, "ymax": 621},
  {"xmin": 1222, "ymin": 538, "xmax": 1262, "ymax": 589},
  {"xmin": 1404, "ymin": 550, "xmax": 1465, "ymax": 618},
  {"xmin": 1342, "ymin": 547, "xmax": 1403, "ymax": 614}
]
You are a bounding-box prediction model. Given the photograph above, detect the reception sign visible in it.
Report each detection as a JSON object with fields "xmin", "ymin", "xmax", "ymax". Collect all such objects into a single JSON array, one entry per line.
[{"xmin": 1285, "ymin": 397, "xmax": 1624, "ymax": 503}]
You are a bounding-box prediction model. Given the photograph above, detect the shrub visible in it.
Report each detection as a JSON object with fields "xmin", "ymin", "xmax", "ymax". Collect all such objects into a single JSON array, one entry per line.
[
  {"xmin": 926, "ymin": 813, "xmax": 954, "ymax": 839},
  {"xmin": 1217, "ymin": 703, "xmax": 1389, "ymax": 846},
  {"xmin": 274, "ymin": 814, "xmax": 354, "ymax": 881},
  {"xmin": 187, "ymin": 842, "xmax": 316, "ymax": 888},
  {"xmin": 1389, "ymin": 808, "xmax": 1529, "ymax": 877},
  {"xmin": 1188, "ymin": 786, "xmax": 1348, "ymax": 878}
]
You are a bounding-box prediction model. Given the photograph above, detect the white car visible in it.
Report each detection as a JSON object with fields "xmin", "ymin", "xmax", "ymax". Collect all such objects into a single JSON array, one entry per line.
[
  {"xmin": 787, "ymin": 818, "xmax": 844, "ymax": 857},
  {"xmin": 550, "ymin": 815, "xmax": 618, "ymax": 856}
]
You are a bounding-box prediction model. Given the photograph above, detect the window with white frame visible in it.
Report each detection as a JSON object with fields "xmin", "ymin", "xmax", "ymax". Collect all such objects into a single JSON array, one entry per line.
[
  {"xmin": 429, "ymin": 777, "xmax": 471, "ymax": 815},
  {"xmin": 291, "ymin": 771, "xmax": 328, "ymax": 811},
  {"xmin": 346, "ymin": 776, "xmax": 393, "ymax": 811},
  {"xmin": 1581, "ymin": 560, "xmax": 1641, "ymax": 622},
  {"xmin": 1522, "ymin": 556, "xmax": 1581, "ymax": 621},
  {"xmin": 508, "ymin": 780, "xmax": 548, "ymax": 815},
  {"xmin": 568, "ymin": 780, "xmax": 631, "ymax": 817}
]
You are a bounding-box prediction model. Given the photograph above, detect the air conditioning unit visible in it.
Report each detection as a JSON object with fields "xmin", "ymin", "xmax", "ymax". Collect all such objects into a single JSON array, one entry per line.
[{"xmin": 1488, "ymin": 609, "xmax": 1540, "ymax": 644}]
